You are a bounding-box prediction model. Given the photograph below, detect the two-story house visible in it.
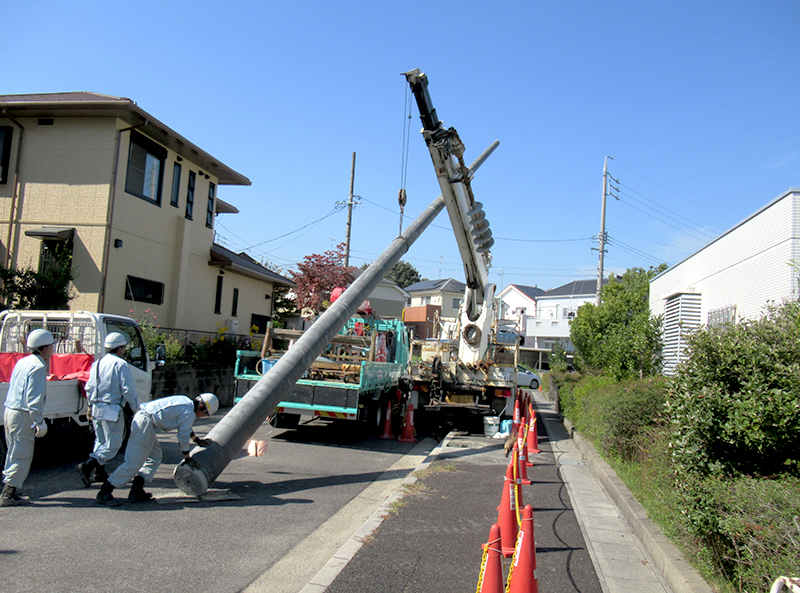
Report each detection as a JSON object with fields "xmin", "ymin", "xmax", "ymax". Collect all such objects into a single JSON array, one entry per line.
[
  {"xmin": 500, "ymin": 279, "xmax": 605, "ymax": 369},
  {"xmin": 402, "ymin": 278, "xmax": 465, "ymax": 339},
  {"xmin": 0, "ymin": 92, "xmax": 294, "ymax": 334}
]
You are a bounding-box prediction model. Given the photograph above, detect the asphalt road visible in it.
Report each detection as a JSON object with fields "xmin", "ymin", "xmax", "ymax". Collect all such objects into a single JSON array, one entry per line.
[{"xmin": 0, "ymin": 412, "xmax": 427, "ymax": 593}]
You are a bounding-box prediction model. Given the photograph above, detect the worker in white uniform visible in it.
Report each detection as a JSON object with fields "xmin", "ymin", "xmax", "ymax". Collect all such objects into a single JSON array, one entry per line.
[
  {"xmin": 96, "ymin": 393, "xmax": 218, "ymax": 505},
  {"xmin": 77, "ymin": 332, "xmax": 139, "ymax": 487},
  {"xmin": 1, "ymin": 329, "xmax": 55, "ymax": 507}
]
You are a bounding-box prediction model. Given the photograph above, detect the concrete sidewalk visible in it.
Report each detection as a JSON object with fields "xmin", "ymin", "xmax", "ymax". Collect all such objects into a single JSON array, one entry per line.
[{"xmin": 292, "ymin": 388, "xmax": 714, "ymax": 593}]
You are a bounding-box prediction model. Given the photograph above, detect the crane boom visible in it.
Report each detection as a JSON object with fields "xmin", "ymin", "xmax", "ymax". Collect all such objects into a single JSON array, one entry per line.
[{"xmin": 404, "ymin": 69, "xmax": 498, "ymax": 364}]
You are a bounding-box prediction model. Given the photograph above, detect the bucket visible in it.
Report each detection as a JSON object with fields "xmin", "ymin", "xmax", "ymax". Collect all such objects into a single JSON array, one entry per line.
[{"xmin": 483, "ymin": 416, "xmax": 500, "ymax": 438}]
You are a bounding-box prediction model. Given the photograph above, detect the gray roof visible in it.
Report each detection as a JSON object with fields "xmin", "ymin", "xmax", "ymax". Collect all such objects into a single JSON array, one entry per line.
[
  {"xmin": 404, "ymin": 278, "xmax": 466, "ymax": 294},
  {"xmin": 507, "ymin": 284, "xmax": 545, "ymax": 300},
  {"xmin": 0, "ymin": 92, "xmax": 250, "ymax": 186},
  {"xmin": 539, "ymin": 279, "xmax": 606, "ymax": 299},
  {"xmin": 210, "ymin": 244, "xmax": 296, "ymax": 287}
]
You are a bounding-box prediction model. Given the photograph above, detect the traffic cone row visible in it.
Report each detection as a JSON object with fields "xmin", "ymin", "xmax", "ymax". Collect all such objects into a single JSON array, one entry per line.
[{"xmin": 477, "ymin": 392, "xmax": 542, "ymax": 593}]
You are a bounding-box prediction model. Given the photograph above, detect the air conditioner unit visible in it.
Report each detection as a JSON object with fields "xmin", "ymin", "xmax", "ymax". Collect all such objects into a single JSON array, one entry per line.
[{"xmin": 224, "ymin": 319, "xmax": 239, "ymax": 334}]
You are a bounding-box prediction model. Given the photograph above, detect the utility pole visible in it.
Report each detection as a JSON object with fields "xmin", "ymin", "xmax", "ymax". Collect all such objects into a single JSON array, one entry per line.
[
  {"xmin": 596, "ymin": 156, "xmax": 619, "ymax": 305},
  {"xmin": 344, "ymin": 152, "xmax": 356, "ymax": 267}
]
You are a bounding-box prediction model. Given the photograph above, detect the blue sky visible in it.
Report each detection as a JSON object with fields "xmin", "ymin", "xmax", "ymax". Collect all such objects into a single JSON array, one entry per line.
[{"xmin": 6, "ymin": 1, "xmax": 800, "ymax": 291}]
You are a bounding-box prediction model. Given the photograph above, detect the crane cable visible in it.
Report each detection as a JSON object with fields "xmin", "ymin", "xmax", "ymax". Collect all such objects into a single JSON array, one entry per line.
[{"xmin": 398, "ymin": 81, "xmax": 413, "ymax": 236}]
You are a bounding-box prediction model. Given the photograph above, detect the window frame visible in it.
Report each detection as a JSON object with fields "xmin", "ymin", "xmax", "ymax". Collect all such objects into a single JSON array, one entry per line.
[
  {"xmin": 124, "ymin": 275, "xmax": 165, "ymax": 306},
  {"xmin": 0, "ymin": 126, "xmax": 13, "ymax": 185},
  {"xmin": 186, "ymin": 170, "xmax": 196, "ymax": 220},
  {"xmin": 231, "ymin": 287, "xmax": 239, "ymax": 317},
  {"xmin": 214, "ymin": 275, "xmax": 223, "ymax": 314},
  {"xmin": 206, "ymin": 182, "xmax": 216, "ymax": 228},
  {"xmin": 170, "ymin": 161, "xmax": 182, "ymax": 207},
  {"xmin": 124, "ymin": 131, "xmax": 166, "ymax": 206}
]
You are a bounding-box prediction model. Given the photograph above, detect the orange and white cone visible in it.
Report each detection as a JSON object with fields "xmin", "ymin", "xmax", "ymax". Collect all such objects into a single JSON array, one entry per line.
[
  {"xmin": 379, "ymin": 400, "xmax": 394, "ymax": 440},
  {"xmin": 526, "ymin": 405, "xmax": 541, "ymax": 456},
  {"xmin": 495, "ymin": 460, "xmax": 519, "ymax": 557},
  {"xmin": 515, "ymin": 441, "xmax": 532, "ymax": 485},
  {"xmin": 398, "ymin": 403, "xmax": 417, "ymax": 443},
  {"xmin": 512, "ymin": 396, "xmax": 522, "ymax": 438},
  {"xmin": 479, "ymin": 523, "xmax": 505, "ymax": 593},
  {"xmin": 508, "ymin": 505, "xmax": 539, "ymax": 593}
]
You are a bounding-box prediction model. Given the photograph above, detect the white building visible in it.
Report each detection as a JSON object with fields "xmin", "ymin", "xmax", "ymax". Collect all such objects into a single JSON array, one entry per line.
[
  {"xmin": 650, "ymin": 188, "xmax": 800, "ymax": 375},
  {"xmin": 499, "ymin": 280, "xmax": 603, "ymax": 369}
]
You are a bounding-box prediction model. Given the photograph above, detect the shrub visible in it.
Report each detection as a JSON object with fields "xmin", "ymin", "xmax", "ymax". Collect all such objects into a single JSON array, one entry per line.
[{"xmin": 668, "ymin": 300, "xmax": 800, "ymax": 479}]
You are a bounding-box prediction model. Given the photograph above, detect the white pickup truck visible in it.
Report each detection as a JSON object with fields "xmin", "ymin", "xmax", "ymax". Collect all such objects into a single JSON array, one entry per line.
[{"xmin": 0, "ymin": 310, "xmax": 163, "ymax": 459}]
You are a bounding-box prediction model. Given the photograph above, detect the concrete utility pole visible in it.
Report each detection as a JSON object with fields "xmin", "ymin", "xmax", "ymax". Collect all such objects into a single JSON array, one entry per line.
[
  {"xmin": 173, "ymin": 141, "xmax": 500, "ymax": 496},
  {"xmin": 596, "ymin": 157, "xmax": 610, "ymax": 305},
  {"xmin": 595, "ymin": 156, "xmax": 618, "ymax": 305},
  {"xmin": 344, "ymin": 152, "xmax": 356, "ymax": 267}
]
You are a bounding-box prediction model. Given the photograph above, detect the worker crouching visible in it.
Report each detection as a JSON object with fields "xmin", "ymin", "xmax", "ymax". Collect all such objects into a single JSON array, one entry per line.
[{"xmin": 96, "ymin": 393, "xmax": 218, "ymax": 506}]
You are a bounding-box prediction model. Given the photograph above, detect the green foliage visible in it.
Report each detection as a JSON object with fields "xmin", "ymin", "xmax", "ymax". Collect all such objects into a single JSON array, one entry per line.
[
  {"xmin": 0, "ymin": 258, "xmax": 75, "ymax": 310},
  {"xmin": 549, "ymin": 339, "xmax": 568, "ymax": 374},
  {"xmin": 570, "ymin": 265, "xmax": 666, "ymax": 380},
  {"xmin": 701, "ymin": 476, "xmax": 800, "ymax": 592},
  {"xmin": 386, "ymin": 260, "xmax": 422, "ymax": 288},
  {"xmin": 668, "ymin": 300, "xmax": 800, "ymax": 479}
]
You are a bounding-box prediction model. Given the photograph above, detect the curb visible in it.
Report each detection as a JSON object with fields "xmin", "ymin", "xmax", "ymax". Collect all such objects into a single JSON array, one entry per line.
[{"xmin": 561, "ymin": 416, "xmax": 714, "ymax": 593}]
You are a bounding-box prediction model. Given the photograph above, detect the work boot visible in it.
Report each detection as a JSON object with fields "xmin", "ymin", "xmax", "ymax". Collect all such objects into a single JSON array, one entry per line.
[
  {"xmin": 92, "ymin": 464, "xmax": 109, "ymax": 484},
  {"xmin": 0, "ymin": 484, "xmax": 31, "ymax": 507},
  {"xmin": 128, "ymin": 475, "xmax": 153, "ymax": 503},
  {"xmin": 95, "ymin": 481, "xmax": 120, "ymax": 507},
  {"xmin": 77, "ymin": 458, "xmax": 98, "ymax": 487}
]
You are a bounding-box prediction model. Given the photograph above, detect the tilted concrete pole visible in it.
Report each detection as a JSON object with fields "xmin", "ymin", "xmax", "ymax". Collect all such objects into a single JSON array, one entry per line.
[{"xmin": 174, "ymin": 141, "xmax": 499, "ymax": 495}]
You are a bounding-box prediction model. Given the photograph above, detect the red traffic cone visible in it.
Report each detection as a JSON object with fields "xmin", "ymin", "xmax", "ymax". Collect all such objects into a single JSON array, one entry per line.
[
  {"xmin": 508, "ymin": 505, "xmax": 539, "ymax": 593},
  {"xmin": 512, "ymin": 397, "xmax": 522, "ymax": 438},
  {"xmin": 495, "ymin": 460, "xmax": 519, "ymax": 557},
  {"xmin": 398, "ymin": 403, "xmax": 417, "ymax": 443},
  {"xmin": 479, "ymin": 523, "xmax": 505, "ymax": 593},
  {"xmin": 379, "ymin": 400, "xmax": 394, "ymax": 440},
  {"xmin": 514, "ymin": 441, "xmax": 532, "ymax": 485},
  {"xmin": 526, "ymin": 405, "xmax": 541, "ymax": 456}
]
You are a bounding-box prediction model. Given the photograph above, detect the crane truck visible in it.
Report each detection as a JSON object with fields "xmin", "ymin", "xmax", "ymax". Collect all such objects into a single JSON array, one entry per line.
[
  {"xmin": 402, "ymin": 69, "xmax": 519, "ymax": 421},
  {"xmin": 174, "ymin": 69, "xmax": 507, "ymax": 496}
]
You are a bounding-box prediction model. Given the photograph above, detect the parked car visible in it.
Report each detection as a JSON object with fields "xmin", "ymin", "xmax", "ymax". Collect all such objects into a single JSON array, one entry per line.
[{"xmin": 517, "ymin": 365, "xmax": 540, "ymax": 389}]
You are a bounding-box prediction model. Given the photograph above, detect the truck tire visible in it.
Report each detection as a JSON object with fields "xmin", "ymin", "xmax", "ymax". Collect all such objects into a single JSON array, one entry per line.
[{"xmin": 270, "ymin": 413, "xmax": 300, "ymax": 429}]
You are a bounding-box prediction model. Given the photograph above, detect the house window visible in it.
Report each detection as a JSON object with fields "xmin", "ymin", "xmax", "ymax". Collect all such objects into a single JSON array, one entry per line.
[
  {"xmin": 452, "ymin": 298, "xmax": 461, "ymax": 309},
  {"xmin": 214, "ymin": 275, "xmax": 223, "ymax": 314},
  {"xmin": 231, "ymin": 288, "xmax": 239, "ymax": 317},
  {"xmin": 186, "ymin": 171, "xmax": 196, "ymax": 220},
  {"xmin": 124, "ymin": 275, "xmax": 164, "ymax": 305},
  {"xmin": 125, "ymin": 131, "xmax": 166, "ymax": 205},
  {"xmin": 0, "ymin": 126, "xmax": 12, "ymax": 185},
  {"xmin": 206, "ymin": 182, "xmax": 216, "ymax": 228},
  {"xmin": 250, "ymin": 313, "xmax": 271, "ymax": 334},
  {"xmin": 170, "ymin": 162, "xmax": 182, "ymax": 207}
]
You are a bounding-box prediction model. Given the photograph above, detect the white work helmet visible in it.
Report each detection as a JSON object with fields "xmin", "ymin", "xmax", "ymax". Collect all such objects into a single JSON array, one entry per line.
[
  {"xmin": 198, "ymin": 393, "xmax": 219, "ymax": 416},
  {"xmin": 27, "ymin": 329, "xmax": 55, "ymax": 350},
  {"xmin": 104, "ymin": 332, "xmax": 128, "ymax": 350}
]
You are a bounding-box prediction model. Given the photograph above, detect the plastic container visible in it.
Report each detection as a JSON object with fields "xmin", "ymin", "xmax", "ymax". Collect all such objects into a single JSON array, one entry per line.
[{"xmin": 483, "ymin": 416, "xmax": 500, "ymax": 437}]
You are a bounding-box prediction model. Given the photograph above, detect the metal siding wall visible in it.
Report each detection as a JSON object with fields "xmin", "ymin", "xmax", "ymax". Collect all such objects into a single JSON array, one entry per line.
[{"xmin": 651, "ymin": 192, "xmax": 798, "ymax": 325}]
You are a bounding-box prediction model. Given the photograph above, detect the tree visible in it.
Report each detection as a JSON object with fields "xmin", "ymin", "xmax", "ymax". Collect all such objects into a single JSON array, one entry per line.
[
  {"xmin": 0, "ymin": 249, "xmax": 75, "ymax": 310},
  {"xmin": 289, "ymin": 243, "xmax": 355, "ymax": 315},
  {"xmin": 570, "ymin": 265, "xmax": 667, "ymax": 380},
  {"xmin": 260, "ymin": 259, "xmax": 297, "ymax": 328},
  {"xmin": 386, "ymin": 260, "xmax": 422, "ymax": 288},
  {"xmin": 359, "ymin": 260, "xmax": 422, "ymax": 289}
]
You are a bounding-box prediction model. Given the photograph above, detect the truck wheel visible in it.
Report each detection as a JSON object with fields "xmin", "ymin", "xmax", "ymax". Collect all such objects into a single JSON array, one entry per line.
[{"xmin": 270, "ymin": 413, "xmax": 300, "ymax": 429}]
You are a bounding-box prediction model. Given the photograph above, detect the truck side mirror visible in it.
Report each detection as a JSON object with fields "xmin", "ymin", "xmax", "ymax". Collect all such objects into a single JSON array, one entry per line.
[{"xmin": 154, "ymin": 343, "xmax": 167, "ymax": 367}]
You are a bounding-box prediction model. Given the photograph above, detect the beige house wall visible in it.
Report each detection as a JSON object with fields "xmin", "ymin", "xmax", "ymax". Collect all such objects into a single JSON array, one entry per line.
[{"xmin": 0, "ymin": 111, "xmax": 275, "ymax": 335}]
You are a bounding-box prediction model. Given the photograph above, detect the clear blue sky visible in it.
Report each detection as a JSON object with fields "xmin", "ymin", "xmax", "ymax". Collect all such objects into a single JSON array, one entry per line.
[{"xmin": 6, "ymin": 1, "xmax": 800, "ymax": 291}]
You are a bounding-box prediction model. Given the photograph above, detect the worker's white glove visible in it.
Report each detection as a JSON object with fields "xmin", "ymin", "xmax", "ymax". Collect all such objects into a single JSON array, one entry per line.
[{"xmin": 33, "ymin": 422, "xmax": 48, "ymax": 438}]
